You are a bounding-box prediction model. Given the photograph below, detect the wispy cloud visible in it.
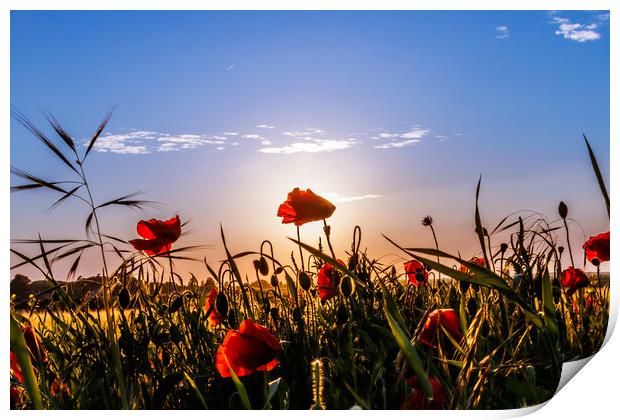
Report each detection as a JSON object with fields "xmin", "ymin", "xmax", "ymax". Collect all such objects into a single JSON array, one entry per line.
[
  {"xmin": 227, "ymin": 64, "xmax": 235, "ymax": 71},
  {"xmin": 550, "ymin": 15, "xmax": 602, "ymax": 43},
  {"xmin": 324, "ymin": 193, "xmax": 383, "ymax": 203},
  {"xmin": 90, "ymin": 131, "xmax": 227, "ymax": 154},
  {"xmin": 495, "ymin": 25, "xmax": 509, "ymax": 39},
  {"xmin": 373, "ymin": 128, "xmax": 431, "ymax": 149},
  {"xmin": 89, "ymin": 123, "xmax": 440, "ymax": 155},
  {"xmin": 259, "ymin": 138, "xmax": 357, "ymax": 154}
]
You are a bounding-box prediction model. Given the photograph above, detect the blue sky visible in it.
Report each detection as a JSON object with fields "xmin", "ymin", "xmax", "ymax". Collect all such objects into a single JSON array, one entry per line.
[{"xmin": 10, "ymin": 10, "xmax": 610, "ymax": 279}]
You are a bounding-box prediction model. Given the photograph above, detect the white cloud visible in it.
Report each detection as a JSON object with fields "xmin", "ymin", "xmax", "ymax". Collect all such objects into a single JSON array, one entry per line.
[
  {"xmin": 259, "ymin": 138, "xmax": 357, "ymax": 154},
  {"xmin": 256, "ymin": 124, "xmax": 275, "ymax": 129},
  {"xmin": 379, "ymin": 132, "xmax": 398, "ymax": 138},
  {"xmin": 89, "ymin": 130, "xmax": 228, "ymax": 154},
  {"xmin": 495, "ymin": 25, "xmax": 509, "ymax": 39},
  {"xmin": 400, "ymin": 129, "xmax": 431, "ymax": 139},
  {"xmin": 222, "ymin": 132, "xmax": 239, "ymax": 136},
  {"xmin": 373, "ymin": 139, "xmax": 421, "ymax": 149},
  {"xmin": 551, "ymin": 16, "xmax": 601, "ymax": 42},
  {"xmin": 372, "ymin": 127, "xmax": 431, "ymax": 149},
  {"xmin": 242, "ymin": 134, "xmax": 263, "ymax": 140},
  {"xmin": 227, "ymin": 64, "xmax": 234, "ymax": 71},
  {"xmin": 324, "ymin": 193, "xmax": 383, "ymax": 203}
]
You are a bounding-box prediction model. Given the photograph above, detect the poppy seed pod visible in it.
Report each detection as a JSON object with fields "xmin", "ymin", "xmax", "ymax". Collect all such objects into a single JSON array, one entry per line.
[
  {"xmin": 340, "ymin": 276, "xmax": 353, "ymax": 298},
  {"xmin": 559, "ymin": 201, "xmax": 568, "ymax": 219},
  {"xmin": 299, "ymin": 271, "xmax": 312, "ymax": 291},
  {"xmin": 119, "ymin": 287, "xmax": 130, "ymax": 309},
  {"xmin": 421, "ymin": 215, "xmax": 433, "ymax": 226},
  {"xmin": 500, "ymin": 243, "xmax": 508, "ymax": 254},
  {"xmin": 216, "ymin": 292, "xmax": 229, "ymax": 317}
]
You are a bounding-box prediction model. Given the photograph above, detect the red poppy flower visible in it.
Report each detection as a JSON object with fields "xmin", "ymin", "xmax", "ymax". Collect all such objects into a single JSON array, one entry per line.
[
  {"xmin": 129, "ymin": 215, "xmax": 181, "ymax": 256},
  {"xmin": 418, "ymin": 309, "xmax": 462, "ymax": 348},
  {"xmin": 215, "ymin": 319, "xmax": 281, "ymax": 378},
  {"xmin": 317, "ymin": 260, "xmax": 344, "ymax": 303},
  {"xmin": 10, "ymin": 351, "xmax": 24, "ymax": 383},
  {"xmin": 561, "ymin": 267, "xmax": 590, "ymax": 296},
  {"xmin": 401, "ymin": 375, "xmax": 447, "ymax": 410},
  {"xmin": 22, "ymin": 326, "xmax": 48, "ymax": 365},
  {"xmin": 277, "ymin": 188, "xmax": 336, "ymax": 226},
  {"xmin": 459, "ymin": 257, "xmax": 485, "ymax": 274},
  {"xmin": 583, "ymin": 231, "xmax": 610, "ymax": 264},
  {"xmin": 205, "ymin": 287, "xmax": 225, "ymax": 328},
  {"xmin": 404, "ymin": 260, "xmax": 428, "ymax": 286},
  {"xmin": 10, "ymin": 351, "xmax": 24, "ymax": 408}
]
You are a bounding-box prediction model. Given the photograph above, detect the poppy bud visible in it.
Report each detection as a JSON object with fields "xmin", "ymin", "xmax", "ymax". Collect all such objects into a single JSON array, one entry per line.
[
  {"xmin": 227, "ymin": 309, "xmax": 238, "ymax": 328},
  {"xmin": 500, "ymin": 243, "xmax": 508, "ymax": 254},
  {"xmin": 275, "ymin": 266, "xmax": 284, "ymax": 275},
  {"xmin": 336, "ymin": 304, "xmax": 349, "ymax": 325},
  {"xmin": 559, "ymin": 201, "xmax": 568, "ymax": 219},
  {"xmin": 421, "ymin": 215, "xmax": 433, "ymax": 226},
  {"xmin": 348, "ymin": 254, "xmax": 359, "ymax": 271},
  {"xmin": 263, "ymin": 298, "xmax": 271, "ymax": 312},
  {"xmin": 558, "ymin": 246, "xmax": 564, "ymax": 254},
  {"xmin": 340, "ymin": 276, "xmax": 353, "ymax": 298},
  {"xmin": 119, "ymin": 288, "xmax": 130, "ymax": 309},
  {"xmin": 270, "ymin": 274, "xmax": 279, "ymax": 288},
  {"xmin": 299, "ymin": 271, "xmax": 312, "ymax": 291},
  {"xmin": 216, "ymin": 292, "xmax": 228, "ymax": 316},
  {"xmin": 169, "ymin": 295, "xmax": 183, "ymax": 313},
  {"xmin": 323, "ymin": 224, "xmax": 331, "ymax": 236},
  {"xmin": 256, "ymin": 257, "xmax": 270, "ymax": 276}
]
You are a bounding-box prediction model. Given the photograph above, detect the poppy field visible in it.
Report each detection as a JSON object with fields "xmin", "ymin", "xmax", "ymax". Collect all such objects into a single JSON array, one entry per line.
[{"xmin": 9, "ymin": 115, "xmax": 610, "ymax": 410}]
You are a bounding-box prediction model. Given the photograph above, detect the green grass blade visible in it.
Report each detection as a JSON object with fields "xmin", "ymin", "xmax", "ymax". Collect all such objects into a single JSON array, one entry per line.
[
  {"xmin": 583, "ymin": 134, "xmax": 610, "ymax": 218},
  {"xmin": 383, "ymin": 309, "xmax": 433, "ymax": 397}
]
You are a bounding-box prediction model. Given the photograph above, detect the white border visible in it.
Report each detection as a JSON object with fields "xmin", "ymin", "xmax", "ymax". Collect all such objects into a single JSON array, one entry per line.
[{"xmin": 2, "ymin": 1, "xmax": 616, "ymax": 419}]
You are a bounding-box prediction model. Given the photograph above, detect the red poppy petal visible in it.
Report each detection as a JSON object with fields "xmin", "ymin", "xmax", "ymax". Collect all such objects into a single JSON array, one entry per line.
[{"xmin": 136, "ymin": 220, "xmax": 157, "ymax": 240}]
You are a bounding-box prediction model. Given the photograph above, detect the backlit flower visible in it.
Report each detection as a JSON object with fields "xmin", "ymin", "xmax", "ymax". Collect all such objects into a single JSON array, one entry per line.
[
  {"xmin": 561, "ymin": 267, "xmax": 590, "ymax": 296},
  {"xmin": 317, "ymin": 260, "xmax": 344, "ymax": 303},
  {"xmin": 404, "ymin": 260, "xmax": 428, "ymax": 286},
  {"xmin": 277, "ymin": 188, "xmax": 336, "ymax": 226},
  {"xmin": 582, "ymin": 231, "xmax": 610, "ymax": 264},
  {"xmin": 129, "ymin": 215, "xmax": 181, "ymax": 256},
  {"xmin": 215, "ymin": 319, "xmax": 281, "ymax": 378},
  {"xmin": 205, "ymin": 287, "xmax": 225, "ymax": 328},
  {"xmin": 418, "ymin": 309, "xmax": 462, "ymax": 348}
]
